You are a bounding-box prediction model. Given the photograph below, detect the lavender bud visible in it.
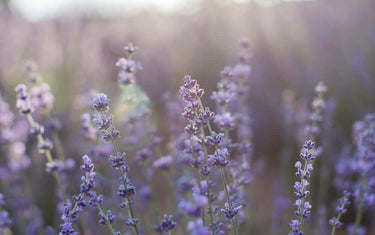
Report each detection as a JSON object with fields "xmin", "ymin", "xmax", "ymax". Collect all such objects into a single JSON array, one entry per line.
[{"xmin": 92, "ymin": 93, "xmax": 110, "ymax": 112}]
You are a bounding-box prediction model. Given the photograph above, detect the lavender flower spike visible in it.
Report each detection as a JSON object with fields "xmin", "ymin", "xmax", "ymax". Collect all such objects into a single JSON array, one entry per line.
[
  {"xmin": 159, "ymin": 214, "xmax": 176, "ymax": 234},
  {"xmin": 329, "ymin": 191, "xmax": 351, "ymax": 235},
  {"xmin": 15, "ymin": 83, "xmax": 67, "ymax": 201},
  {"xmin": 289, "ymin": 140, "xmax": 317, "ymax": 234},
  {"xmin": 91, "ymin": 92, "xmax": 140, "ymax": 235}
]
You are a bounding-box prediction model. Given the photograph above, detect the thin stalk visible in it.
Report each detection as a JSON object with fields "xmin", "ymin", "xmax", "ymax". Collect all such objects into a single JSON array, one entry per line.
[
  {"xmin": 330, "ymin": 214, "xmax": 341, "ymax": 235},
  {"xmin": 25, "ymin": 113, "xmax": 67, "ymax": 201},
  {"xmin": 111, "ymin": 140, "xmax": 140, "ymax": 235},
  {"xmin": 97, "ymin": 204, "xmax": 115, "ymax": 234},
  {"xmin": 197, "ymin": 97, "xmax": 239, "ymax": 234},
  {"xmin": 200, "ymin": 128, "xmax": 215, "ymax": 234},
  {"xmin": 195, "ymin": 168, "xmax": 205, "ymax": 225},
  {"xmin": 351, "ymin": 178, "xmax": 367, "ymax": 235},
  {"xmin": 192, "ymin": 104, "xmax": 215, "ymax": 233},
  {"xmin": 298, "ymin": 157, "xmax": 310, "ymax": 232},
  {"xmin": 119, "ymin": 166, "xmax": 140, "ymax": 235},
  {"xmin": 220, "ymin": 168, "xmax": 238, "ymax": 235}
]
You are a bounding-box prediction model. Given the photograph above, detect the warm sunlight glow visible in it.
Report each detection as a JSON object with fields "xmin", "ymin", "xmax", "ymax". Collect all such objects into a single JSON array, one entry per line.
[{"xmin": 10, "ymin": 0, "xmax": 198, "ymax": 20}]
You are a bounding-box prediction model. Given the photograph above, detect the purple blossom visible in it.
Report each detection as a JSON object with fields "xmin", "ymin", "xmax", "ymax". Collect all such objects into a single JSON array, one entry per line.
[
  {"xmin": 178, "ymin": 200, "xmax": 201, "ymax": 217},
  {"xmin": 159, "ymin": 214, "xmax": 176, "ymax": 232},
  {"xmin": 109, "ymin": 152, "xmax": 127, "ymax": 168},
  {"xmin": 80, "ymin": 113, "xmax": 97, "ymax": 142},
  {"xmin": 15, "ymin": 84, "xmax": 35, "ymax": 115},
  {"xmin": 187, "ymin": 218, "xmax": 210, "ymax": 235},
  {"xmin": 289, "ymin": 140, "xmax": 317, "ymax": 234},
  {"xmin": 208, "ymin": 147, "xmax": 229, "ymax": 167},
  {"xmin": 288, "ymin": 220, "xmax": 302, "ymax": 235},
  {"xmin": 221, "ymin": 203, "xmax": 242, "ymax": 219},
  {"xmin": 152, "ymin": 155, "xmax": 173, "ymax": 170},
  {"xmin": 92, "ymin": 93, "xmax": 110, "ymax": 112},
  {"xmin": 214, "ymin": 112, "xmax": 235, "ymax": 130}
]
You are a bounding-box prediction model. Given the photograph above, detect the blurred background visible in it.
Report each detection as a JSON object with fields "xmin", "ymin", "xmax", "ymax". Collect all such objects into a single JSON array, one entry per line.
[{"xmin": 0, "ymin": 0, "xmax": 375, "ymax": 234}]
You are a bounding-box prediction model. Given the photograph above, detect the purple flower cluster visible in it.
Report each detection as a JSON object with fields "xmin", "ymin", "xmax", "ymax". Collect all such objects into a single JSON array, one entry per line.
[
  {"xmin": 155, "ymin": 214, "xmax": 176, "ymax": 233},
  {"xmin": 116, "ymin": 42, "xmax": 142, "ymax": 85},
  {"xmin": 91, "ymin": 92, "xmax": 140, "ymax": 234},
  {"xmin": 3, "ymin": 39, "xmax": 375, "ymax": 235},
  {"xmin": 329, "ymin": 191, "xmax": 351, "ymax": 228},
  {"xmin": 306, "ymin": 81, "xmax": 327, "ymax": 139},
  {"xmin": 179, "ymin": 74, "xmax": 244, "ymax": 234},
  {"xmin": 289, "ymin": 140, "xmax": 316, "ymax": 234},
  {"xmin": 60, "ymin": 155, "xmax": 111, "ymax": 234}
]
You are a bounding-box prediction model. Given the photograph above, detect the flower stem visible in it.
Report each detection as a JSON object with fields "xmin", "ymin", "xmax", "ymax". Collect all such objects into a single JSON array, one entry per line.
[
  {"xmin": 97, "ymin": 204, "xmax": 115, "ymax": 234},
  {"xmin": 111, "ymin": 140, "xmax": 140, "ymax": 235},
  {"xmin": 25, "ymin": 113, "xmax": 67, "ymax": 201},
  {"xmin": 351, "ymin": 178, "xmax": 366, "ymax": 235},
  {"xmin": 330, "ymin": 214, "xmax": 341, "ymax": 235},
  {"xmin": 220, "ymin": 167, "xmax": 238, "ymax": 235}
]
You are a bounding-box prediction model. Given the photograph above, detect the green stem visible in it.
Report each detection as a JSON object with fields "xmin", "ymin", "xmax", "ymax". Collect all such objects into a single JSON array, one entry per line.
[
  {"xmin": 195, "ymin": 168, "xmax": 205, "ymax": 225},
  {"xmin": 198, "ymin": 97, "xmax": 239, "ymax": 234},
  {"xmin": 119, "ymin": 167, "xmax": 140, "ymax": 235},
  {"xmin": 26, "ymin": 113, "xmax": 68, "ymax": 201},
  {"xmin": 97, "ymin": 204, "xmax": 115, "ymax": 234},
  {"xmin": 200, "ymin": 129, "xmax": 215, "ymax": 234},
  {"xmin": 351, "ymin": 178, "xmax": 367, "ymax": 235},
  {"xmin": 220, "ymin": 168, "xmax": 238, "ymax": 235},
  {"xmin": 110, "ymin": 140, "xmax": 140, "ymax": 235},
  {"xmin": 330, "ymin": 214, "xmax": 341, "ymax": 235},
  {"xmin": 192, "ymin": 104, "xmax": 215, "ymax": 233},
  {"xmin": 102, "ymin": 106, "xmax": 141, "ymax": 234},
  {"xmin": 298, "ymin": 157, "xmax": 310, "ymax": 232}
]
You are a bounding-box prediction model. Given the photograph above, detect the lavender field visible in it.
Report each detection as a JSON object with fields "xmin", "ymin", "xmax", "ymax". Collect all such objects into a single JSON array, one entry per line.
[{"xmin": 0, "ymin": 0, "xmax": 375, "ymax": 234}]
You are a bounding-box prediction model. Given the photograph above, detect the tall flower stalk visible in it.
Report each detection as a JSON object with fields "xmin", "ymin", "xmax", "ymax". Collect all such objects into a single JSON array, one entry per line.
[
  {"xmin": 180, "ymin": 75, "xmax": 241, "ymax": 235},
  {"xmin": 15, "ymin": 83, "xmax": 67, "ymax": 201},
  {"xmin": 60, "ymin": 154, "xmax": 116, "ymax": 235},
  {"xmin": 180, "ymin": 76, "xmax": 216, "ymax": 232},
  {"xmin": 289, "ymin": 81, "xmax": 327, "ymax": 235},
  {"xmin": 91, "ymin": 93, "xmax": 140, "ymax": 235},
  {"xmin": 329, "ymin": 191, "xmax": 351, "ymax": 235},
  {"xmin": 350, "ymin": 114, "xmax": 375, "ymax": 235},
  {"xmin": 289, "ymin": 140, "xmax": 316, "ymax": 235},
  {"xmin": 211, "ymin": 40, "xmax": 254, "ymax": 232}
]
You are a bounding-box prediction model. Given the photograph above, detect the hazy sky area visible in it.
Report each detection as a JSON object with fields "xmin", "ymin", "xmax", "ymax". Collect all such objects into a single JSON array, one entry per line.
[{"xmin": 9, "ymin": 0, "xmax": 311, "ymax": 21}]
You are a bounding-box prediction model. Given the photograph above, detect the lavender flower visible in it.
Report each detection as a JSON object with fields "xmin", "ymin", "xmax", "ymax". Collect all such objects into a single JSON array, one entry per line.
[
  {"xmin": 221, "ymin": 203, "xmax": 242, "ymax": 219},
  {"xmin": 180, "ymin": 75, "xmax": 242, "ymax": 235},
  {"xmin": 81, "ymin": 113, "xmax": 98, "ymax": 142},
  {"xmin": 289, "ymin": 140, "xmax": 317, "ymax": 234},
  {"xmin": 187, "ymin": 218, "xmax": 210, "ymax": 235},
  {"xmin": 91, "ymin": 92, "xmax": 140, "ymax": 234},
  {"xmin": 289, "ymin": 220, "xmax": 302, "ymax": 235},
  {"xmin": 329, "ymin": 191, "xmax": 352, "ymax": 229},
  {"xmin": 159, "ymin": 214, "xmax": 176, "ymax": 233},
  {"xmin": 349, "ymin": 114, "xmax": 375, "ymax": 235},
  {"xmin": 0, "ymin": 94, "xmax": 15, "ymax": 143},
  {"xmin": 306, "ymin": 81, "xmax": 327, "ymax": 140},
  {"xmin": 208, "ymin": 147, "xmax": 229, "ymax": 168},
  {"xmin": 92, "ymin": 93, "xmax": 110, "ymax": 112},
  {"xmin": 15, "ymin": 84, "xmax": 35, "ymax": 115},
  {"xmin": 153, "ymin": 155, "xmax": 173, "ymax": 170},
  {"xmin": 60, "ymin": 155, "xmax": 116, "ymax": 234},
  {"xmin": 15, "ymin": 80, "xmax": 71, "ymax": 207},
  {"xmin": 329, "ymin": 191, "xmax": 351, "ymax": 230},
  {"xmin": 178, "ymin": 200, "xmax": 201, "ymax": 218},
  {"xmin": 116, "ymin": 42, "xmax": 142, "ymax": 85}
]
